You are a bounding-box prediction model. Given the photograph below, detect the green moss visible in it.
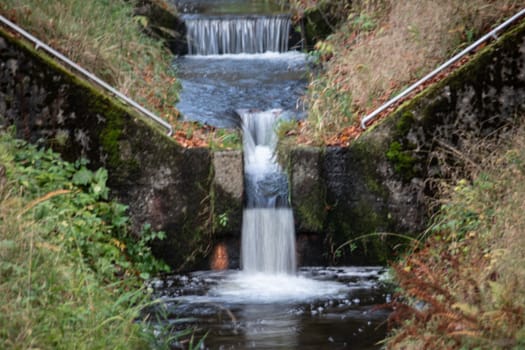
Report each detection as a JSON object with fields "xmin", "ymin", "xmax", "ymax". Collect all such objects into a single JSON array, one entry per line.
[
  {"xmin": 284, "ymin": 146, "xmax": 327, "ymax": 232},
  {"xmin": 353, "ymin": 141, "xmax": 388, "ymax": 196},
  {"xmin": 0, "ymin": 27, "xmax": 170, "ymax": 135},
  {"xmin": 296, "ymin": 194, "xmax": 325, "ymax": 231},
  {"xmin": 380, "ymin": 20, "xmax": 524, "ymax": 181},
  {"xmin": 99, "ymin": 112, "xmax": 124, "ymax": 165},
  {"xmin": 83, "ymin": 96, "xmax": 141, "ymax": 182},
  {"xmin": 386, "ymin": 141, "xmax": 417, "ymax": 180},
  {"xmin": 364, "ymin": 172, "xmax": 384, "ymax": 195},
  {"xmin": 396, "ymin": 111, "xmax": 415, "ymax": 136},
  {"xmin": 326, "ymin": 15, "xmax": 525, "ymax": 266},
  {"xmin": 328, "ymin": 198, "xmax": 395, "ymax": 264}
]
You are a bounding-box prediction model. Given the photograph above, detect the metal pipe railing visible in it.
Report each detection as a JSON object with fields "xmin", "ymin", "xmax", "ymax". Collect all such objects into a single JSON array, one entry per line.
[
  {"xmin": 0, "ymin": 14, "xmax": 174, "ymax": 136},
  {"xmin": 360, "ymin": 7, "xmax": 525, "ymax": 129}
]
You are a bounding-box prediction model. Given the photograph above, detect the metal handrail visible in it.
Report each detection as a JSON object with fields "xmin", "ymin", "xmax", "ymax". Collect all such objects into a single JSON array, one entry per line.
[
  {"xmin": 360, "ymin": 7, "xmax": 525, "ymax": 129},
  {"xmin": 0, "ymin": 14, "xmax": 174, "ymax": 136}
]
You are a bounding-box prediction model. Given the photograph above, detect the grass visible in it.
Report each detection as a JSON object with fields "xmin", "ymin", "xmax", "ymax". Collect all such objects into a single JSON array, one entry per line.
[
  {"xmin": 386, "ymin": 122, "xmax": 525, "ymax": 349},
  {"xmin": 0, "ymin": 0, "xmax": 180, "ymax": 124},
  {"xmin": 0, "ymin": 0, "xmax": 241, "ymax": 149},
  {"xmin": 0, "ymin": 130, "xmax": 174, "ymax": 349},
  {"xmin": 291, "ymin": 0, "xmax": 522, "ymax": 143}
]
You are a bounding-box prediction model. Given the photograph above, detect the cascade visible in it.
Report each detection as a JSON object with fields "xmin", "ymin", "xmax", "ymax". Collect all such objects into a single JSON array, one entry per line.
[
  {"xmin": 178, "ymin": 5, "xmax": 300, "ymax": 275},
  {"xmin": 240, "ymin": 109, "xmax": 296, "ymax": 274},
  {"xmin": 184, "ymin": 14, "xmax": 291, "ymax": 55},
  {"xmin": 151, "ymin": 2, "xmax": 392, "ymax": 348}
]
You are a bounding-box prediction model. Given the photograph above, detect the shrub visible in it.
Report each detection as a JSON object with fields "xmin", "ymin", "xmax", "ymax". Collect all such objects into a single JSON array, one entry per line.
[
  {"xmin": 387, "ymin": 124, "xmax": 525, "ymax": 349},
  {"xmin": 0, "ymin": 131, "xmax": 170, "ymax": 349}
]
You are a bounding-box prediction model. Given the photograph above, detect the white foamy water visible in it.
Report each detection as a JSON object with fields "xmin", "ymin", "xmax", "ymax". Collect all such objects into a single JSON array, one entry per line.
[
  {"xmin": 244, "ymin": 145, "xmax": 277, "ymax": 174},
  {"xmin": 185, "ymin": 51, "xmax": 307, "ymax": 60},
  {"xmin": 240, "ymin": 110, "xmax": 296, "ymax": 274},
  {"xmin": 153, "ymin": 266, "xmax": 388, "ymax": 305},
  {"xmin": 184, "ymin": 14, "xmax": 291, "ymax": 55},
  {"xmin": 242, "ymin": 208, "xmax": 296, "ymax": 273},
  {"xmin": 150, "ymin": 266, "xmax": 391, "ymax": 349},
  {"xmin": 210, "ymin": 272, "xmax": 346, "ymax": 303}
]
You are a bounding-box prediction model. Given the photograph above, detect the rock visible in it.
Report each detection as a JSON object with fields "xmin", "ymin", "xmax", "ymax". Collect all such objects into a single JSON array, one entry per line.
[{"xmin": 133, "ymin": 0, "xmax": 187, "ymax": 54}]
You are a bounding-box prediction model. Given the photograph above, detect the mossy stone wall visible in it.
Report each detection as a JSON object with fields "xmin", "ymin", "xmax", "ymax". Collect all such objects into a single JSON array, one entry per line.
[
  {"xmin": 3, "ymin": 16, "xmax": 524, "ymax": 269},
  {"xmin": 0, "ymin": 27, "xmax": 242, "ymax": 271},
  {"xmin": 134, "ymin": 0, "xmax": 188, "ymax": 54},
  {"xmin": 286, "ymin": 20, "xmax": 525, "ymax": 264}
]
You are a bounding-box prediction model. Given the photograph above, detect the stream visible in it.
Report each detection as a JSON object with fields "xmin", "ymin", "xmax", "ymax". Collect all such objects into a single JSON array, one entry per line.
[
  {"xmin": 149, "ymin": 267, "xmax": 391, "ymax": 349},
  {"xmin": 149, "ymin": 1, "xmax": 392, "ymax": 348},
  {"xmin": 175, "ymin": 52, "xmax": 307, "ymax": 127}
]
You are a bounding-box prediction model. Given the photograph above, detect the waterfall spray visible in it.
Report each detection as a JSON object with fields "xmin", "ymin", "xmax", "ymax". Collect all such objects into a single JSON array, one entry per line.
[
  {"xmin": 184, "ymin": 15, "xmax": 291, "ymax": 55},
  {"xmin": 239, "ymin": 109, "xmax": 296, "ymax": 274}
]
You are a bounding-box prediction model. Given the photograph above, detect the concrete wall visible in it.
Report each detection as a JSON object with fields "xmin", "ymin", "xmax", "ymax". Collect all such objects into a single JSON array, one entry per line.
[
  {"xmin": 0, "ymin": 27, "xmax": 242, "ymax": 271},
  {"xmin": 286, "ymin": 20, "xmax": 525, "ymax": 264},
  {"xmin": 2, "ymin": 17, "xmax": 524, "ymax": 269}
]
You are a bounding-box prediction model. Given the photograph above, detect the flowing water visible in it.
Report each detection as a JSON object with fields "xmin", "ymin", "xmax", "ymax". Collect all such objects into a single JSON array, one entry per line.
[
  {"xmin": 175, "ymin": 53, "xmax": 307, "ymax": 127},
  {"xmin": 149, "ymin": 267, "xmax": 391, "ymax": 350},
  {"xmin": 174, "ymin": 2, "xmax": 306, "ymax": 127},
  {"xmin": 184, "ymin": 15, "xmax": 291, "ymax": 55},
  {"xmin": 151, "ymin": 1, "xmax": 392, "ymax": 348},
  {"xmin": 240, "ymin": 109, "xmax": 295, "ymax": 274}
]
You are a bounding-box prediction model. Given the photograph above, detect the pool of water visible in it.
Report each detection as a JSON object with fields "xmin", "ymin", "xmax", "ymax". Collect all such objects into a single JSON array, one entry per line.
[
  {"xmin": 148, "ymin": 266, "xmax": 392, "ymax": 349},
  {"xmin": 175, "ymin": 52, "xmax": 308, "ymax": 127}
]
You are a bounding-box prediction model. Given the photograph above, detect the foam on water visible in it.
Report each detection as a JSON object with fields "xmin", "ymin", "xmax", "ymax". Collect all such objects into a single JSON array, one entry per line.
[
  {"xmin": 151, "ymin": 266, "xmax": 388, "ymax": 305},
  {"xmin": 209, "ymin": 272, "xmax": 347, "ymax": 303},
  {"xmin": 184, "ymin": 51, "xmax": 307, "ymax": 60},
  {"xmin": 149, "ymin": 266, "xmax": 391, "ymax": 349}
]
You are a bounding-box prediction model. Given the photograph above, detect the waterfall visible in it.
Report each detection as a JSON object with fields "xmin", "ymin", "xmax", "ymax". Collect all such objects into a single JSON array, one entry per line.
[
  {"xmin": 184, "ymin": 15, "xmax": 291, "ymax": 55},
  {"xmin": 240, "ymin": 110, "xmax": 296, "ymax": 274}
]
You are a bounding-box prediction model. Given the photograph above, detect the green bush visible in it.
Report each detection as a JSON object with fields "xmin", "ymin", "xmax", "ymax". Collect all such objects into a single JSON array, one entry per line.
[{"xmin": 0, "ymin": 131, "xmax": 170, "ymax": 349}]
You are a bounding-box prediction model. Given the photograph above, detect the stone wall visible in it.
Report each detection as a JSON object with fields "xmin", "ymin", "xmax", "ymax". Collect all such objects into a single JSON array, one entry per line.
[
  {"xmin": 134, "ymin": 0, "xmax": 188, "ymax": 54},
  {"xmin": 0, "ymin": 27, "xmax": 242, "ymax": 271},
  {"xmin": 286, "ymin": 20, "xmax": 525, "ymax": 264},
  {"xmin": 2, "ymin": 15, "xmax": 524, "ymax": 270}
]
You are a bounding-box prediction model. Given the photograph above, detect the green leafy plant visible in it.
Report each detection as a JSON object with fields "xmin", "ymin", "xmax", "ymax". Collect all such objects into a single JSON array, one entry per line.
[
  {"xmin": 217, "ymin": 212, "xmax": 229, "ymax": 228},
  {"xmin": 0, "ymin": 131, "xmax": 173, "ymax": 349}
]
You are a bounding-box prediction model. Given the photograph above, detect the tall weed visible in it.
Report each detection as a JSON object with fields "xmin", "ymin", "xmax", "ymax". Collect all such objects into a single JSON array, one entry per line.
[
  {"xmin": 0, "ymin": 131, "xmax": 171, "ymax": 349},
  {"xmin": 387, "ymin": 124, "xmax": 525, "ymax": 349}
]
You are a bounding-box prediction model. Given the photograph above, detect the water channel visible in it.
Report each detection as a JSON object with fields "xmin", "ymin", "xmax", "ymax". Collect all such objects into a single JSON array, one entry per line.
[{"xmin": 150, "ymin": 1, "xmax": 392, "ymax": 348}]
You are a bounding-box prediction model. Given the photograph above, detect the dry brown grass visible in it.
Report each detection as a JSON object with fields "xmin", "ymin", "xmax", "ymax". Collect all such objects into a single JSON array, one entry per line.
[
  {"xmin": 0, "ymin": 0, "xmax": 180, "ymax": 123},
  {"xmin": 304, "ymin": 0, "xmax": 522, "ymax": 142},
  {"xmin": 0, "ymin": 1, "xmax": 242, "ymax": 148},
  {"xmin": 387, "ymin": 123, "xmax": 525, "ymax": 349}
]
